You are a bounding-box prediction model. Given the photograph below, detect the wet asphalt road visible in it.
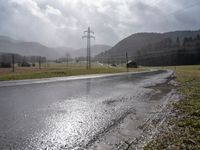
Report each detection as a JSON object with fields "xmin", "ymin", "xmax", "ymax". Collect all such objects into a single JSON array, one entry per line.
[{"xmin": 0, "ymin": 70, "xmax": 172, "ymax": 150}]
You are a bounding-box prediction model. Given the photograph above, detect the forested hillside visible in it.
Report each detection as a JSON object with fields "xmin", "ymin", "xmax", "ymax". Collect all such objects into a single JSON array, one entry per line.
[{"xmin": 95, "ymin": 30, "xmax": 200, "ymax": 66}]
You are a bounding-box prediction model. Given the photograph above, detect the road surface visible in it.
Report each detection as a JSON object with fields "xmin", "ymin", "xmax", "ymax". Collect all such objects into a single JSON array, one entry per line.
[{"xmin": 0, "ymin": 70, "xmax": 175, "ymax": 150}]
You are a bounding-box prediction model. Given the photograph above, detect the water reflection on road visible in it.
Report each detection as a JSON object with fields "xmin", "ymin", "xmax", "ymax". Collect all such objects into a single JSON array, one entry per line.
[{"xmin": 0, "ymin": 70, "xmax": 172, "ymax": 150}]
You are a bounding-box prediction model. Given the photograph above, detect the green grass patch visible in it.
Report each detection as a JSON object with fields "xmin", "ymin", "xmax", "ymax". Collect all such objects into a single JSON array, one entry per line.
[
  {"xmin": 145, "ymin": 65, "xmax": 200, "ymax": 149},
  {"xmin": 0, "ymin": 66, "xmax": 145, "ymax": 81}
]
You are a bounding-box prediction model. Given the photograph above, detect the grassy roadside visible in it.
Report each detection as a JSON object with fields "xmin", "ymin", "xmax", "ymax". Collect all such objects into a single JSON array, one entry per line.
[
  {"xmin": 145, "ymin": 65, "xmax": 200, "ymax": 149},
  {"xmin": 0, "ymin": 66, "xmax": 145, "ymax": 81}
]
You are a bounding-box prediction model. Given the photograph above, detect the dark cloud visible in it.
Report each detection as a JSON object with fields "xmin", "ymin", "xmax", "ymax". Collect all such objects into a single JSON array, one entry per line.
[{"xmin": 0, "ymin": 0, "xmax": 199, "ymax": 48}]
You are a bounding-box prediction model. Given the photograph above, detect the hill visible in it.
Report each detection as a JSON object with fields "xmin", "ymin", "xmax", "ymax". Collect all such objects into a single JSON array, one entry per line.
[
  {"xmin": 96, "ymin": 30, "xmax": 200, "ymax": 66},
  {"xmin": 0, "ymin": 36, "xmax": 111, "ymax": 60},
  {"xmin": 0, "ymin": 36, "xmax": 59, "ymax": 59}
]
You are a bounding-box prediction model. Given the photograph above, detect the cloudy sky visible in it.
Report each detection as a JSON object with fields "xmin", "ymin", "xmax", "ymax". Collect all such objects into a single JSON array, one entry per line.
[{"xmin": 0, "ymin": 0, "xmax": 200, "ymax": 48}]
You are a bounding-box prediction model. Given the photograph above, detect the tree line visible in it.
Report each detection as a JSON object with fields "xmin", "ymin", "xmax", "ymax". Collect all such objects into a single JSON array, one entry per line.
[
  {"xmin": 0, "ymin": 52, "xmax": 46, "ymax": 68},
  {"xmin": 135, "ymin": 34, "xmax": 200, "ymax": 66}
]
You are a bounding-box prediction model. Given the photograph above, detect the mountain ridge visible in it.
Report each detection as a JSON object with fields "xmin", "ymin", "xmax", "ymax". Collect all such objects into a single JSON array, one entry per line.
[
  {"xmin": 0, "ymin": 35, "xmax": 111, "ymax": 59},
  {"xmin": 96, "ymin": 29, "xmax": 200, "ymax": 57},
  {"xmin": 95, "ymin": 29, "xmax": 200, "ymax": 66}
]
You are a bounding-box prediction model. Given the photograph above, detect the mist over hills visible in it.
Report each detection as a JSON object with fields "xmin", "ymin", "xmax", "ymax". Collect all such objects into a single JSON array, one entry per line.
[
  {"xmin": 60, "ymin": 45, "xmax": 112, "ymax": 58},
  {"xmin": 0, "ymin": 36, "xmax": 58, "ymax": 59},
  {"xmin": 0, "ymin": 36, "xmax": 111, "ymax": 59}
]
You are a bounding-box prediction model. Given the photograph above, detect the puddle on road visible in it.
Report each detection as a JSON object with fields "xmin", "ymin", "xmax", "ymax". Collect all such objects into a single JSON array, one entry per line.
[{"xmin": 89, "ymin": 79, "xmax": 177, "ymax": 150}]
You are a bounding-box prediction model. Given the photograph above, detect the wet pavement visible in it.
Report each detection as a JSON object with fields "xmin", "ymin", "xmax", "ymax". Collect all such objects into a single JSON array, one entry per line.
[{"xmin": 0, "ymin": 70, "xmax": 174, "ymax": 150}]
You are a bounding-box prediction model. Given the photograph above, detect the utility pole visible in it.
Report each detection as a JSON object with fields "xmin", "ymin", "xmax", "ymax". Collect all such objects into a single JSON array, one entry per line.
[
  {"xmin": 126, "ymin": 52, "xmax": 129, "ymax": 72},
  {"xmin": 66, "ymin": 53, "xmax": 70, "ymax": 69},
  {"xmin": 12, "ymin": 54, "xmax": 15, "ymax": 72},
  {"xmin": 82, "ymin": 27, "xmax": 95, "ymax": 69},
  {"xmin": 39, "ymin": 56, "xmax": 41, "ymax": 69}
]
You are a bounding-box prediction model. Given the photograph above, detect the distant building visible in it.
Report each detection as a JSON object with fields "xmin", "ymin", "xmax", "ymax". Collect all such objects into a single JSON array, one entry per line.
[
  {"xmin": 127, "ymin": 60, "xmax": 137, "ymax": 68},
  {"xmin": 20, "ymin": 61, "xmax": 31, "ymax": 67}
]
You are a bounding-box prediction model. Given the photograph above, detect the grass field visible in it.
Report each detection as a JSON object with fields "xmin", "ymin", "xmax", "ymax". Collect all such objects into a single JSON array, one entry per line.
[
  {"xmin": 145, "ymin": 65, "xmax": 200, "ymax": 149},
  {"xmin": 0, "ymin": 63, "xmax": 145, "ymax": 81}
]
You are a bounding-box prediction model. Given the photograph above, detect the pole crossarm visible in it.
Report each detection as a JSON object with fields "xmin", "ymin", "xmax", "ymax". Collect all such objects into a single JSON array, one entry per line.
[
  {"xmin": 82, "ymin": 35, "xmax": 87, "ymax": 39},
  {"xmin": 84, "ymin": 30, "xmax": 94, "ymax": 34},
  {"xmin": 90, "ymin": 31, "xmax": 94, "ymax": 34},
  {"xmin": 90, "ymin": 35, "xmax": 95, "ymax": 39}
]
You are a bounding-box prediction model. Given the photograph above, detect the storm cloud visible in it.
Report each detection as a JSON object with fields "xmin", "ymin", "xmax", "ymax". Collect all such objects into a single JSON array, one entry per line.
[{"xmin": 0, "ymin": 0, "xmax": 200, "ymax": 48}]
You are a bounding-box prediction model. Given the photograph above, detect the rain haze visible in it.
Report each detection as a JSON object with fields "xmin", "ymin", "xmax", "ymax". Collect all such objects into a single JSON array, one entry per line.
[{"xmin": 0, "ymin": 0, "xmax": 200, "ymax": 48}]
